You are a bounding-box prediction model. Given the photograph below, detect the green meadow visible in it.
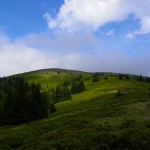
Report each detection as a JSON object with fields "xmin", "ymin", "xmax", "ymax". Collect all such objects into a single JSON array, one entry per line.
[{"xmin": 0, "ymin": 69, "xmax": 150, "ymax": 150}]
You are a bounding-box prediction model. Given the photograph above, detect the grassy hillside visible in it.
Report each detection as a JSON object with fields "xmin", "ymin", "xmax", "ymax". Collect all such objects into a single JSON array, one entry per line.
[
  {"xmin": 16, "ymin": 69, "xmax": 89, "ymax": 89},
  {"xmin": 0, "ymin": 69, "xmax": 150, "ymax": 150}
]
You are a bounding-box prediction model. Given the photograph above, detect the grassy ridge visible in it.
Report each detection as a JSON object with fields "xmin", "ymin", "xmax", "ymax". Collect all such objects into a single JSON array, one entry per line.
[
  {"xmin": 17, "ymin": 69, "xmax": 89, "ymax": 89},
  {"xmin": 0, "ymin": 69, "xmax": 150, "ymax": 149}
]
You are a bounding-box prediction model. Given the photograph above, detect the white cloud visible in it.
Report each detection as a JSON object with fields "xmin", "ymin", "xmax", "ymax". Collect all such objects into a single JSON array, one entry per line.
[
  {"xmin": 126, "ymin": 33, "xmax": 135, "ymax": 39},
  {"xmin": 105, "ymin": 29, "xmax": 115, "ymax": 36},
  {"xmin": 0, "ymin": 32, "xmax": 95, "ymax": 76},
  {"xmin": 44, "ymin": 0, "xmax": 128, "ymax": 31},
  {"xmin": 15, "ymin": 31, "xmax": 98, "ymax": 53},
  {"xmin": 0, "ymin": 32, "xmax": 150, "ymax": 77},
  {"xmin": 43, "ymin": 13, "xmax": 57, "ymax": 29},
  {"xmin": 126, "ymin": 13, "xmax": 150, "ymax": 38},
  {"xmin": 0, "ymin": 34, "xmax": 55, "ymax": 76},
  {"xmin": 44, "ymin": 0, "xmax": 150, "ymax": 36}
]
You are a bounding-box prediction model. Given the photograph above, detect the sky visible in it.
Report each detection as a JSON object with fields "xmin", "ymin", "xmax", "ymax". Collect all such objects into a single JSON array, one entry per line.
[{"xmin": 0, "ymin": 0, "xmax": 150, "ymax": 76}]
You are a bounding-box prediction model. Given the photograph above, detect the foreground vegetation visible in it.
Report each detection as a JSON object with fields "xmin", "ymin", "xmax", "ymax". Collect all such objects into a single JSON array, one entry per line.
[{"xmin": 0, "ymin": 69, "xmax": 150, "ymax": 149}]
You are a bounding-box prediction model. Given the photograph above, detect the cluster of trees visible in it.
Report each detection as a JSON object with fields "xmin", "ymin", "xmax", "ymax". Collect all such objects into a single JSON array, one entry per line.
[
  {"xmin": 50, "ymin": 76, "xmax": 86, "ymax": 103},
  {"xmin": 136, "ymin": 75, "xmax": 150, "ymax": 83},
  {"xmin": 117, "ymin": 74, "xmax": 150, "ymax": 82},
  {"xmin": 0, "ymin": 74, "xmax": 87, "ymax": 125},
  {"xmin": 51, "ymin": 83, "xmax": 72, "ymax": 103},
  {"xmin": 146, "ymin": 77, "xmax": 150, "ymax": 83},
  {"xmin": 92, "ymin": 73, "xmax": 100, "ymax": 82},
  {"xmin": 0, "ymin": 77, "xmax": 54, "ymax": 125},
  {"xmin": 118, "ymin": 74, "xmax": 123, "ymax": 80},
  {"xmin": 116, "ymin": 89, "xmax": 123, "ymax": 97},
  {"xmin": 71, "ymin": 79, "xmax": 85, "ymax": 94},
  {"xmin": 118, "ymin": 74, "xmax": 130, "ymax": 80},
  {"xmin": 136, "ymin": 75, "xmax": 145, "ymax": 82}
]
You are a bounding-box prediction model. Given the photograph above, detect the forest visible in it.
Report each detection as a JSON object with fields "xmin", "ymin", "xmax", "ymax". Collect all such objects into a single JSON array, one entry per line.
[{"xmin": 0, "ymin": 75, "xmax": 86, "ymax": 125}]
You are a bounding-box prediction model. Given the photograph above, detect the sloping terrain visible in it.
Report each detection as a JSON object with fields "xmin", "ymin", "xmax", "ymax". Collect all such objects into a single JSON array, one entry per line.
[
  {"xmin": 0, "ymin": 69, "xmax": 150, "ymax": 150},
  {"xmin": 17, "ymin": 69, "xmax": 89, "ymax": 89}
]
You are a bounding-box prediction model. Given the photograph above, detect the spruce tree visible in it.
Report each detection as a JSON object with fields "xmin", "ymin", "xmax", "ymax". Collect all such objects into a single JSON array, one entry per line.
[
  {"xmin": 118, "ymin": 74, "xmax": 123, "ymax": 80},
  {"xmin": 0, "ymin": 77, "xmax": 51, "ymax": 125},
  {"xmin": 71, "ymin": 80, "xmax": 85, "ymax": 94},
  {"xmin": 126, "ymin": 74, "xmax": 130, "ymax": 80}
]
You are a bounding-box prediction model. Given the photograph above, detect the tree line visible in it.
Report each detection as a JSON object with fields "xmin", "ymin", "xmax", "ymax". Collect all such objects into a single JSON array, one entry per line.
[
  {"xmin": 0, "ymin": 77, "xmax": 53, "ymax": 125},
  {"xmin": 49, "ymin": 76, "xmax": 86, "ymax": 103},
  {"xmin": 0, "ymin": 76, "xmax": 86, "ymax": 125}
]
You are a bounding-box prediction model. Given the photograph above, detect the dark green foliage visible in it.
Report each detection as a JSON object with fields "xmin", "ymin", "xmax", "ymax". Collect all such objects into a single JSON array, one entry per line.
[
  {"xmin": 146, "ymin": 76, "xmax": 150, "ymax": 83},
  {"xmin": 71, "ymin": 80, "xmax": 85, "ymax": 94},
  {"xmin": 92, "ymin": 73, "xmax": 100, "ymax": 82},
  {"xmin": 92, "ymin": 76, "xmax": 99, "ymax": 82},
  {"xmin": 74, "ymin": 76, "xmax": 82, "ymax": 81},
  {"xmin": 52, "ymin": 84, "xmax": 72, "ymax": 103},
  {"xmin": 126, "ymin": 74, "xmax": 130, "ymax": 80},
  {"xmin": 116, "ymin": 89, "xmax": 123, "ymax": 97},
  {"xmin": 118, "ymin": 74, "xmax": 123, "ymax": 80},
  {"xmin": 86, "ymin": 77, "xmax": 89, "ymax": 80},
  {"xmin": 0, "ymin": 77, "xmax": 54, "ymax": 125},
  {"xmin": 104, "ymin": 76, "xmax": 108, "ymax": 80},
  {"xmin": 50, "ymin": 102, "xmax": 56, "ymax": 113},
  {"xmin": 0, "ymin": 119, "xmax": 149, "ymax": 150},
  {"xmin": 137, "ymin": 75, "xmax": 145, "ymax": 82},
  {"xmin": 0, "ymin": 70, "xmax": 150, "ymax": 149},
  {"xmin": 79, "ymin": 74, "xmax": 82, "ymax": 79},
  {"xmin": 63, "ymin": 80, "xmax": 71, "ymax": 86},
  {"xmin": 92, "ymin": 73, "xmax": 100, "ymax": 77}
]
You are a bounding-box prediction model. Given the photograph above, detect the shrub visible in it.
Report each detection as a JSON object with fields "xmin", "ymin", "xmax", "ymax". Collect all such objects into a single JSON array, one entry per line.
[{"xmin": 116, "ymin": 89, "xmax": 123, "ymax": 97}]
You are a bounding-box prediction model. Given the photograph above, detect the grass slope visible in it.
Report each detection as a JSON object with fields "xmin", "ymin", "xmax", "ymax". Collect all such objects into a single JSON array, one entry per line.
[
  {"xmin": 0, "ymin": 69, "xmax": 150, "ymax": 150},
  {"xmin": 16, "ymin": 68, "xmax": 89, "ymax": 89}
]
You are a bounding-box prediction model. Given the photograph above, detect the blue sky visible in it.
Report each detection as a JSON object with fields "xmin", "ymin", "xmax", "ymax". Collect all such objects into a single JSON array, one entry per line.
[
  {"xmin": 0, "ymin": 0, "xmax": 150, "ymax": 76},
  {"xmin": 0, "ymin": 0, "xmax": 63, "ymax": 37}
]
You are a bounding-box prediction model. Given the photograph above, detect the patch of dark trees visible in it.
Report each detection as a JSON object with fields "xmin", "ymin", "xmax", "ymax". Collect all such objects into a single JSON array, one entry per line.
[
  {"xmin": 0, "ymin": 77, "xmax": 53, "ymax": 125},
  {"xmin": 51, "ymin": 76, "xmax": 86, "ymax": 103},
  {"xmin": 71, "ymin": 79, "xmax": 85, "ymax": 94},
  {"xmin": 0, "ymin": 76, "xmax": 86, "ymax": 125},
  {"xmin": 118, "ymin": 73, "xmax": 150, "ymax": 83},
  {"xmin": 136, "ymin": 75, "xmax": 150, "ymax": 82},
  {"xmin": 50, "ymin": 84, "xmax": 72, "ymax": 103},
  {"xmin": 92, "ymin": 73, "xmax": 100, "ymax": 82}
]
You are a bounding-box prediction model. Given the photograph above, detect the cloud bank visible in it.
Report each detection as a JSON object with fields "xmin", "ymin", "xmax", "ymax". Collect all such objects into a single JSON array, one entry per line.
[
  {"xmin": 44, "ymin": 0, "xmax": 150, "ymax": 37},
  {"xmin": 0, "ymin": 32, "xmax": 150, "ymax": 77}
]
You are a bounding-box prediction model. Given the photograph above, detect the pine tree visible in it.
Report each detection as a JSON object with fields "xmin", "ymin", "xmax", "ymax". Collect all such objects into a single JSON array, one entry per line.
[
  {"xmin": 92, "ymin": 76, "xmax": 99, "ymax": 82},
  {"xmin": 52, "ymin": 83, "xmax": 72, "ymax": 103},
  {"xmin": 137, "ymin": 75, "xmax": 144, "ymax": 82},
  {"xmin": 126, "ymin": 74, "xmax": 130, "ymax": 80},
  {"xmin": 50, "ymin": 102, "xmax": 56, "ymax": 113},
  {"xmin": 71, "ymin": 80, "xmax": 85, "ymax": 94},
  {"xmin": 118, "ymin": 74, "xmax": 123, "ymax": 80},
  {"xmin": 92, "ymin": 73, "xmax": 100, "ymax": 82},
  {"xmin": 104, "ymin": 76, "xmax": 108, "ymax": 80},
  {"xmin": 0, "ymin": 77, "xmax": 51, "ymax": 125},
  {"xmin": 146, "ymin": 77, "xmax": 150, "ymax": 83}
]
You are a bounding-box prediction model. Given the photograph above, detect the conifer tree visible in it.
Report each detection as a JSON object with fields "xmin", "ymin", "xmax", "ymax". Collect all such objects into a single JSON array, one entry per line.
[
  {"xmin": 118, "ymin": 74, "xmax": 123, "ymax": 80},
  {"xmin": 126, "ymin": 74, "xmax": 130, "ymax": 80},
  {"xmin": 71, "ymin": 80, "xmax": 85, "ymax": 94},
  {"xmin": 0, "ymin": 77, "xmax": 53, "ymax": 125}
]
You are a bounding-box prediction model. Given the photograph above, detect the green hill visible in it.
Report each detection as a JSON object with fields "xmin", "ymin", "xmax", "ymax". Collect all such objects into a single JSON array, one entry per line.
[
  {"xmin": 0, "ymin": 69, "xmax": 150, "ymax": 150},
  {"xmin": 15, "ymin": 68, "xmax": 89, "ymax": 89}
]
